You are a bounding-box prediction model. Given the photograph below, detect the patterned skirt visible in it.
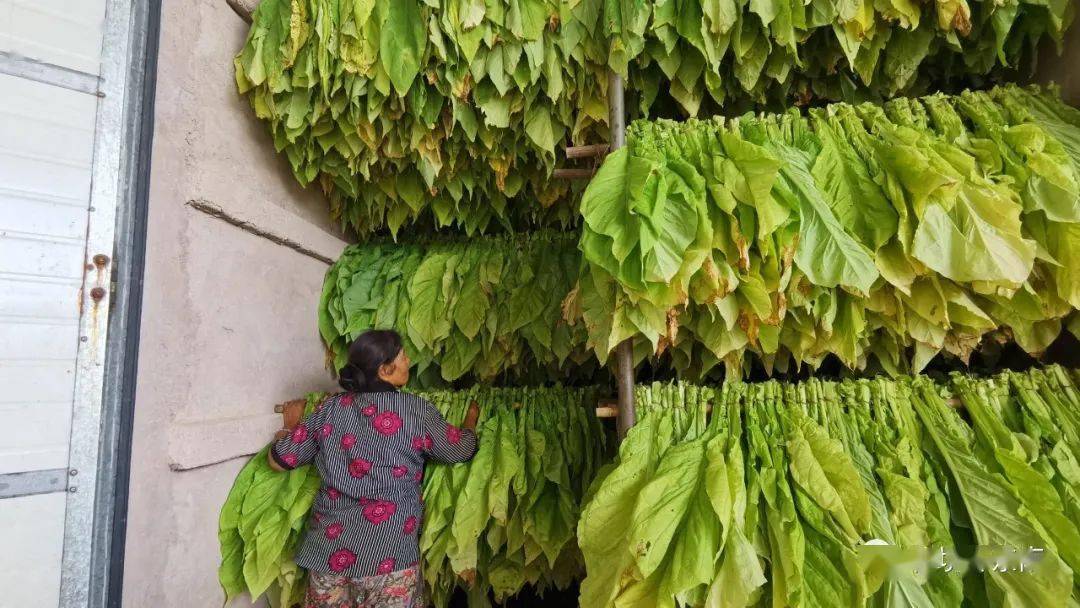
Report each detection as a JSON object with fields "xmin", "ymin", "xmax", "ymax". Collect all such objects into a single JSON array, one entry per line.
[{"xmin": 305, "ymin": 568, "xmax": 424, "ymax": 608}]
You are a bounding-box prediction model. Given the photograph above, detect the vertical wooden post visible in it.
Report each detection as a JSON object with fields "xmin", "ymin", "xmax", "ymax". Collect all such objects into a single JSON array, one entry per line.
[{"xmin": 608, "ymin": 71, "xmax": 636, "ymax": 440}]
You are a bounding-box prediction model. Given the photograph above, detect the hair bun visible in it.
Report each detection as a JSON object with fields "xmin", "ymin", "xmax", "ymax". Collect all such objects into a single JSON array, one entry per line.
[{"xmin": 338, "ymin": 363, "xmax": 362, "ymax": 392}]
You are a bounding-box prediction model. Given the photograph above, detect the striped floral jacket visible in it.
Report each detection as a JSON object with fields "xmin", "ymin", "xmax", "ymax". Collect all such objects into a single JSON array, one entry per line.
[{"xmin": 271, "ymin": 390, "xmax": 477, "ymax": 578}]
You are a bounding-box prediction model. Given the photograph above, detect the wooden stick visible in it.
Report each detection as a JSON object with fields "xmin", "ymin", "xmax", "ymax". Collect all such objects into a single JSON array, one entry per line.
[
  {"xmin": 565, "ymin": 144, "xmax": 609, "ymax": 159},
  {"xmin": 595, "ymin": 405, "xmax": 619, "ymax": 418},
  {"xmin": 225, "ymin": 0, "xmax": 259, "ymax": 23},
  {"xmin": 553, "ymin": 168, "xmax": 597, "ymax": 180}
]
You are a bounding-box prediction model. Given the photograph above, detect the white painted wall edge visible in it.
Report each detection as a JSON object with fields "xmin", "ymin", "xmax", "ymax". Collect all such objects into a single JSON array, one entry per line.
[{"xmin": 168, "ymin": 414, "xmax": 280, "ymax": 471}]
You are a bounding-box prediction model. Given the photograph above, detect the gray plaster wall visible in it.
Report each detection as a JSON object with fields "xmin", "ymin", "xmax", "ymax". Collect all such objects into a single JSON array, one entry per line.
[{"xmin": 121, "ymin": 1, "xmax": 347, "ymax": 605}]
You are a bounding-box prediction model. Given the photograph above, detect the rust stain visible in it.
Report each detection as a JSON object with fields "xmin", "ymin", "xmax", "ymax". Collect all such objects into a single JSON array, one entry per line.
[{"xmin": 82, "ymin": 253, "xmax": 112, "ymax": 359}]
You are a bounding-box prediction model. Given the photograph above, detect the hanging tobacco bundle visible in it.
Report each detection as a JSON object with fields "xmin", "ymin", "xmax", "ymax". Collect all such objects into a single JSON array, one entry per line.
[
  {"xmin": 218, "ymin": 393, "xmax": 326, "ymax": 608},
  {"xmin": 595, "ymin": 0, "xmax": 1074, "ymax": 115},
  {"xmin": 318, "ymin": 231, "xmax": 590, "ymax": 386},
  {"xmin": 235, "ymin": 0, "xmax": 608, "ymax": 236},
  {"xmin": 419, "ymin": 385, "xmax": 607, "ymax": 607},
  {"xmin": 578, "ymin": 366, "xmax": 1080, "ymax": 608},
  {"xmin": 235, "ymin": 0, "xmax": 1072, "ymax": 234},
  {"xmin": 569, "ymin": 84, "xmax": 1080, "ymax": 378}
]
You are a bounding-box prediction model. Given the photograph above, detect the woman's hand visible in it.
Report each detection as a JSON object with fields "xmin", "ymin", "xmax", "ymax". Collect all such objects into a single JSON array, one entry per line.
[{"xmin": 463, "ymin": 401, "xmax": 480, "ymax": 430}]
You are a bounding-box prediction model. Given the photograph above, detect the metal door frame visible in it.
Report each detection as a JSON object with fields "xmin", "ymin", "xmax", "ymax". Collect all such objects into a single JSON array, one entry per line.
[{"xmin": 51, "ymin": 0, "xmax": 159, "ymax": 605}]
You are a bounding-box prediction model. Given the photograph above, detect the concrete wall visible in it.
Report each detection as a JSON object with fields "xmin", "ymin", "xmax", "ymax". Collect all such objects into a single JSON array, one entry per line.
[{"xmin": 121, "ymin": 1, "xmax": 348, "ymax": 606}]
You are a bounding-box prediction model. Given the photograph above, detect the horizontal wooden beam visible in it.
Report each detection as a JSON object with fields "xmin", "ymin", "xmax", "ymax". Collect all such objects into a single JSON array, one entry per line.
[
  {"xmin": 565, "ymin": 144, "xmax": 609, "ymax": 159},
  {"xmin": 595, "ymin": 405, "xmax": 618, "ymax": 418},
  {"xmin": 553, "ymin": 168, "xmax": 596, "ymax": 180}
]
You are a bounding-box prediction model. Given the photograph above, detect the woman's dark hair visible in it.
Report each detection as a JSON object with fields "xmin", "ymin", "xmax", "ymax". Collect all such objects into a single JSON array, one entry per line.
[{"xmin": 338, "ymin": 330, "xmax": 404, "ymax": 392}]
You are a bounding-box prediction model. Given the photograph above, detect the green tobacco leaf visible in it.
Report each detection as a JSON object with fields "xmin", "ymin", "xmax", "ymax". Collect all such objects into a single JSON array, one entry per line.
[
  {"xmin": 407, "ymin": 252, "xmax": 453, "ymax": 350},
  {"xmin": 578, "ymin": 419, "xmax": 659, "ymax": 608},
  {"xmin": 580, "ymin": 147, "xmax": 642, "ymax": 266},
  {"xmin": 912, "ymin": 186, "xmax": 1036, "ymax": 287},
  {"xmin": 379, "ymin": 0, "xmax": 427, "ymax": 95},
  {"xmin": 626, "ymin": 440, "xmax": 707, "ymax": 578},
  {"xmin": 770, "ymin": 141, "xmax": 879, "ymax": 294},
  {"xmin": 811, "ymin": 115, "xmax": 897, "ymax": 250}
]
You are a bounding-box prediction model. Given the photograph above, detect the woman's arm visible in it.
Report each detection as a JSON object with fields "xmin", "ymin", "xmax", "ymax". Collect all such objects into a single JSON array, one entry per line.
[
  {"xmin": 462, "ymin": 401, "xmax": 479, "ymax": 431},
  {"xmin": 420, "ymin": 398, "xmax": 479, "ymax": 463},
  {"xmin": 267, "ymin": 429, "xmax": 290, "ymax": 472},
  {"xmin": 267, "ymin": 396, "xmax": 333, "ymax": 472}
]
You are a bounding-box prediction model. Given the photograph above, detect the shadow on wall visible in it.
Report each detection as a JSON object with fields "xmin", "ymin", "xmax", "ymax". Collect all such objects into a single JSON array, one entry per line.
[{"xmin": 1038, "ymin": 15, "xmax": 1080, "ymax": 105}]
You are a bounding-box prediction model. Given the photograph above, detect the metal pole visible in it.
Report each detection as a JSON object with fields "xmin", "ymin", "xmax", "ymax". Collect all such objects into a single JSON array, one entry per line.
[
  {"xmin": 608, "ymin": 72, "xmax": 626, "ymax": 149},
  {"xmin": 608, "ymin": 71, "xmax": 636, "ymax": 439},
  {"xmin": 615, "ymin": 342, "xmax": 636, "ymax": 438}
]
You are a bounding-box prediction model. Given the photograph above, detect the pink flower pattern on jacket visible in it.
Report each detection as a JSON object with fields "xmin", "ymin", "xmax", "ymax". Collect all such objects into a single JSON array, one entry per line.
[
  {"xmin": 348, "ymin": 457, "xmax": 372, "ymax": 478},
  {"xmin": 328, "ymin": 548, "xmax": 357, "ymax": 573},
  {"xmin": 372, "ymin": 411, "xmax": 403, "ymax": 436},
  {"xmin": 340, "ymin": 433, "xmax": 357, "ymax": 450},
  {"xmin": 361, "ymin": 404, "xmax": 377, "ymax": 417},
  {"xmin": 325, "ymin": 521, "xmax": 345, "ymax": 540},
  {"xmin": 445, "ymin": 425, "xmax": 462, "ymax": 445},
  {"xmin": 392, "ymin": 466, "xmax": 408, "ymax": 478},
  {"xmin": 376, "ymin": 557, "xmax": 396, "ymax": 575},
  {"xmin": 320, "ymin": 423, "xmax": 333, "ymax": 438},
  {"xmin": 339, "ymin": 394, "xmax": 354, "ymax": 407},
  {"xmin": 363, "ymin": 500, "xmax": 396, "ymax": 525},
  {"xmin": 410, "ymin": 434, "xmax": 433, "ymax": 452},
  {"xmin": 403, "ymin": 516, "xmax": 417, "ymax": 535},
  {"xmin": 291, "ymin": 425, "xmax": 309, "ymax": 444}
]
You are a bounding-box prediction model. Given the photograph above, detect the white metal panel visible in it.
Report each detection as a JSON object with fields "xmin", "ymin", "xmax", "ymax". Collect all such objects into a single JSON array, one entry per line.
[
  {"xmin": 0, "ymin": 0, "xmax": 136, "ymax": 604},
  {"xmin": 0, "ymin": 493, "xmax": 65, "ymax": 607},
  {"xmin": 0, "ymin": 0, "xmax": 107, "ymax": 75},
  {"xmin": 0, "ymin": 74, "xmax": 94, "ymax": 477},
  {"xmin": 0, "ymin": 359, "xmax": 75, "ymax": 475},
  {"xmin": 0, "ymin": 322, "xmax": 79, "ymax": 360},
  {"xmin": 0, "ymin": 75, "xmax": 97, "ymax": 197}
]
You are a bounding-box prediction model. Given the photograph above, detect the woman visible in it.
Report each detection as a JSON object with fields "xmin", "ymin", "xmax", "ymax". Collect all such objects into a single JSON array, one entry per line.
[{"xmin": 268, "ymin": 329, "xmax": 480, "ymax": 608}]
